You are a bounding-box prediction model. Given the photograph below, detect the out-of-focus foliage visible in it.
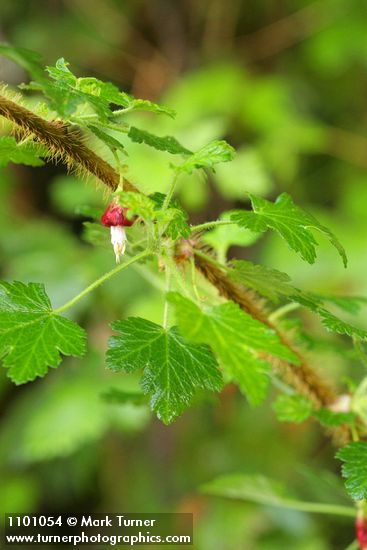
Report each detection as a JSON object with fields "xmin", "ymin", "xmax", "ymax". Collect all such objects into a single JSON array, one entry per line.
[{"xmin": 1, "ymin": 1, "xmax": 367, "ymax": 548}]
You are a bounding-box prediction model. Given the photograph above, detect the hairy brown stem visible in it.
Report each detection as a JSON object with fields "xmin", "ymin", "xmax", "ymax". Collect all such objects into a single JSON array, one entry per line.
[
  {"xmin": 0, "ymin": 95, "xmax": 124, "ymax": 191},
  {"xmin": 194, "ymin": 250, "xmax": 335, "ymax": 405},
  {"xmin": 193, "ymin": 249, "xmax": 350, "ymax": 444},
  {"xmin": 0, "ymin": 94, "xmax": 350, "ymax": 443}
]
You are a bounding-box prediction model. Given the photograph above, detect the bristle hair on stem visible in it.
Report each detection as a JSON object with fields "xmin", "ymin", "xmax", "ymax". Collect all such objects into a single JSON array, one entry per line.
[{"xmin": 0, "ymin": 93, "xmax": 121, "ymax": 191}]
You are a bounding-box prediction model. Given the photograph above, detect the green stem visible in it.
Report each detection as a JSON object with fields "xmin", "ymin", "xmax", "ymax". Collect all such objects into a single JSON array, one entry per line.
[
  {"xmin": 72, "ymin": 108, "xmax": 130, "ymax": 121},
  {"xmin": 190, "ymin": 220, "xmax": 236, "ymax": 233},
  {"xmin": 163, "ymin": 264, "xmax": 172, "ymax": 329},
  {"xmin": 102, "ymin": 123, "xmax": 129, "ymax": 134},
  {"xmin": 165, "ymin": 255, "xmax": 191, "ymax": 298},
  {"xmin": 72, "ymin": 105, "xmax": 142, "ymax": 123},
  {"xmin": 249, "ymin": 498, "xmax": 356, "ymax": 518},
  {"xmin": 53, "ymin": 250, "xmax": 151, "ymax": 315},
  {"xmin": 162, "ymin": 172, "xmax": 179, "ymax": 210},
  {"xmin": 112, "ymin": 150, "xmax": 124, "ymax": 189},
  {"xmin": 269, "ymin": 302, "xmax": 300, "ymax": 322},
  {"xmin": 190, "ymin": 256, "xmax": 201, "ymax": 302}
]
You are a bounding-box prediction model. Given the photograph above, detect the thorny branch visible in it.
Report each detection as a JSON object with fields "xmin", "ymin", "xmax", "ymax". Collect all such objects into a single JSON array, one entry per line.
[{"xmin": 0, "ymin": 93, "xmax": 351, "ymax": 444}]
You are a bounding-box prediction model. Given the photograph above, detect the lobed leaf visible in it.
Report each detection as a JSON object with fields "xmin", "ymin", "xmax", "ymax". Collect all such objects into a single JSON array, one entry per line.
[
  {"xmin": 106, "ymin": 317, "xmax": 222, "ymax": 424},
  {"xmin": 230, "ymin": 193, "xmax": 347, "ymax": 267},
  {"xmin": 150, "ymin": 192, "xmax": 190, "ymax": 239},
  {"xmin": 168, "ymin": 292, "xmax": 299, "ymax": 406},
  {"xmin": 46, "ymin": 59, "xmax": 112, "ymax": 119},
  {"xmin": 88, "ymin": 125, "xmax": 126, "ymax": 154},
  {"xmin": 117, "ymin": 191, "xmax": 157, "ymax": 221},
  {"xmin": 229, "ymin": 260, "xmax": 294, "ymax": 303},
  {"xmin": 314, "ymin": 409, "xmax": 355, "ymax": 427},
  {"xmin": 273, "ymin": 394, "xmax": 313, "ymax": 423},
  {"xmin": 336, "ymin": 442, "xmax": 367, "ymax": 500},
  {"xmin": 0, "ymin": 137, "xmax": 46, "ymax": 168},
  {"xmin": 0, "ymin": 281, "xmax": 86, "ymax": 384},
  {"xmin": 128, "ymin": 127, "xmax": 191, "ymax": 155},
  {"xmin": 228, "ymin": 262, "xmax": 367, "ymax": 340},
  {"xmin": 176, "ymin": 140, "xmax": 235, "ymax": 174},
  {"xmin": 4, "ymin": 54, "xmax": 174, "ymax": 123},
  {"xmin": 0, "ymin": 43, "xmax": 46, "ymax": 82},
  {"xmin": 76, "ymin": 76, "xmax": 131, "ymax": 108},
  {"xmin": 273, "ymin": 394, "xmax": 355, "ymax": 427},
  {"xmin": 295, "ymin": 293, "xmax": 367, "ymax": 340}
]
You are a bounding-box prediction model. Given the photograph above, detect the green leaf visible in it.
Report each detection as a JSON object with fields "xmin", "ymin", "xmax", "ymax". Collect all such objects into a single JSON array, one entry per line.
[
  {"xmin": 0, "ymin": 43, "xmax": 46, "ymax": 83},
  {"xmin": 88, "ymin": 125, "xmax": 126, "ymax": 154},
  {"xmin": 117, "ymin": 191, "xmax": 157, "ymax": 220},
  {"xmin": 168, "ymin": 292, "xmax": 299, "ymax": 406},
  {"xmin": 44, "ymin": 59, "xmax": 174, "ymax": 121},
  {"xmin": 202, "ymin": 474, "xmax": 293, "ymax": 507},
  {"xmin": 0, "ymin": 281, "xmax": 86, "ymax": 384},
  {"xmin": 231, "ymin": 193, "xmax": 347, "ymax": 267},
  {"xmin": 229, "ymin": 260, "xmax": 294, "ymax": 303},
  {"xmin": 0, "ymin": 137, "xmax": 46, "ymax": 168},
  {"xmin": 0, "ymin": 47, "xmax": 175, "ymax": 121},
  {"xmin": 76, "ymin": 76, "xmax": 131, "ymax": 108},
  {"xmin": 295, "ymin": 293, "xmax": 367, "ymax": 340},
  {"xmin": 117, "ymin": 191, "xmax": 190, "ymax": 240},
  {"xmin": 201, "ymin": 473, "xmax": 355, "ymax": 517},
  {"xmin": 176, "ymin": 140, "xmax": 235, "ymax": 174},
  {"xmin": 128, "ymin": 99, "xmax": 176, "ymax": 118},
  {"xmin": 321, "ymin": 296, "xmax": 367, "ymax": 315},
  {"xmin": 106, "ymin": 317, "xmax": 222, "ymax": 424},
  {"xmin": 336, "ymin": 442, "xmax": 367, "ymax": 500},
  {"xmin": 273, "ymin": 394, "xmax": 313, "ymax": 423},
  {"xmin": 150, "ymin": 192, "xmax": 190, "ymax": 239},
  {"xmin": 318, "ymin": 310, "xmax": 367, "ymax": 340},
  {"xmin": 45, "ymin": 59, "xmax": 112, "ymax": 119},
  {"xmin": 156, "ymin": 208, "xmax": 190, "ymax": 240},
  {"xmin": 314, "ymin": 409, "xmax": 355, "ymax": 427},
  {"xmin": 128, "ymin": 127, "xmax": 191, "ymax": 155}
]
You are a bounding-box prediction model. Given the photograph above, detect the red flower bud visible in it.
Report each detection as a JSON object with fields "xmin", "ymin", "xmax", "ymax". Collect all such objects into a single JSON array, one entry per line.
[
  {"xmin": 356, "ymin": 516, "xmax": 367, "ymax": 549},
  {"xmin": 101, "ymin": 203, "xmax": 134, "ymax": 227}
]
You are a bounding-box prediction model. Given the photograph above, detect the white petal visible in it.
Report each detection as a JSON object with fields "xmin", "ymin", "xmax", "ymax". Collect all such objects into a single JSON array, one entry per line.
[{"xmin": 110, "ymin": 225, "xmax": 127, "ymax": 263}]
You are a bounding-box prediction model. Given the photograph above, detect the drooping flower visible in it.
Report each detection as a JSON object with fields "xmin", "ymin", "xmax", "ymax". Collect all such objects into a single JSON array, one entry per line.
[{"xmin": 101, "ymin": 201, "xmax": 134, "ymax": 262}]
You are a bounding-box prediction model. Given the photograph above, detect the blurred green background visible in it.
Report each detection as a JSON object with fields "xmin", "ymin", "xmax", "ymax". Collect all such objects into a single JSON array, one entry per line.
[{"xmin": 1, "ymin": 1, "xmax": 366, "ymax": 548}]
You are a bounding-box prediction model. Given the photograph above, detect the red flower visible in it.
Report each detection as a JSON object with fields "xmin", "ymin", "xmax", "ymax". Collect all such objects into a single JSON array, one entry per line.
[
  {"xmin": 101, "ymin": 203, "xmax": 134, "ymax": 227},
  {"xmin": 101, "ymin": 202, "xmax": 134, "ymax": 262}
]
